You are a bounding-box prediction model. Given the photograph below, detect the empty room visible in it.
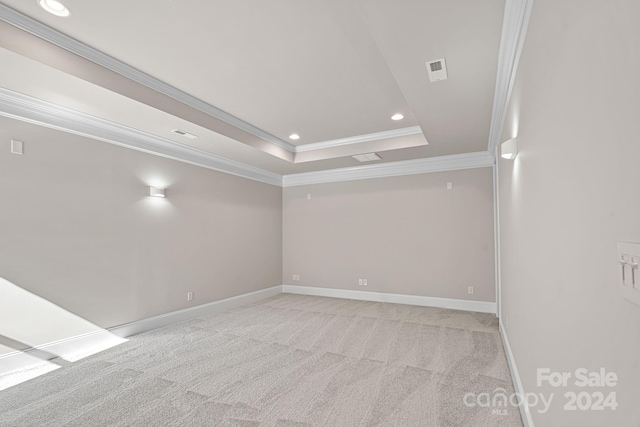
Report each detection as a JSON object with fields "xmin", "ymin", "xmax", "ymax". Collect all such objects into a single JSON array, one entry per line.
[{"xmin": 0, "ymin": 0, "xmax": 638, "ymax": 426}]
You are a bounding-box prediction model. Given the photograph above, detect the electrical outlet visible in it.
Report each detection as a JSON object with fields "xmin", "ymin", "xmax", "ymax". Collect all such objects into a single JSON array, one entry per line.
[
  {"xmin": 447, "ymin": 182, "xmax": 453, "ymax": 190},
  {"xmin": 363, "ymin": 279, "xmax": 368, "ymax": 286},
  {"xmin": 292, "ymin": 274, "xmax": 300, "ymax": 281},
  {"xmin": 307, "ymin": 194, "xmax": 311, "ymax": 200},
  {"xmin": 467, "ymin": 286, "xmax": 474, "ymax": 294},
  {"xmin": 187, "ymin": 291, "xmax": 193, "ymax": 301},
  {"xmin": 358, "ymin": 279, "xmax": 363, "ymax": 286}
]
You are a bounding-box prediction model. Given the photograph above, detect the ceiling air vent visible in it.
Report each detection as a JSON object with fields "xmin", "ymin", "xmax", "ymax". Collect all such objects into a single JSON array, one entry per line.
[
  {"xmin": 352, "ymin": 153, "xmax": 382, "ymax": 162},
  {"xmin": 172, "ymin": 129, "xmax": 198, "ymax": 139},
  {"xmin": 426, "ymin": 58, "xmax": 448, "ymax": 82}
]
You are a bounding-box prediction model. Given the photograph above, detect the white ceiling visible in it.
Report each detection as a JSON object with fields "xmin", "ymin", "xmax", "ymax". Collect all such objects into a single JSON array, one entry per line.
[{"xmin": 0, "ymin": 0, "xmax": 506, "ymax": 174}]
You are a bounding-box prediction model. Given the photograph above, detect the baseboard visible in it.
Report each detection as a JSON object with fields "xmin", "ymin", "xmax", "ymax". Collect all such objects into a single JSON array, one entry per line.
[
  {"xmin": 0, "ymin": 347, "xmax": 55, "ymax": 376},
  {"xmin": 110, "ymin": 285, "xmax": 282, "ymax": 338},
  {"xmin": 282, "ymin": 285, "xmax": 497, "ymax": 314},
  {"xmin": 2, "ymin": 284, "xmax": 494, "ymax": 379},
  {"xmin": 0, "ymin": 285, "xmax": 282, "ymax": 376},
  {"xmin": 500, "ymin": 321, "xmax": 535, "ymax": 427},
  {"xmin": 0, "ymin": 328, "xmax": 128, "ymax": 376}
]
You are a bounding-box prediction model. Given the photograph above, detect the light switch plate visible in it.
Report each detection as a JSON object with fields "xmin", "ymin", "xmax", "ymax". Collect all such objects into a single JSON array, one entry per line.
[
  {"xmin": 11, "ymin": 140, "xmax": 23, "ymax": 155},
  {"xmin": 618, "ymin": 242, "xmax": 640, "ymax": 306}
]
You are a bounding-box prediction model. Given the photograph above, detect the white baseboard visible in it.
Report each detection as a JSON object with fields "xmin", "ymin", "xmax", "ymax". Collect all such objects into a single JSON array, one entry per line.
[
  {"xmin": 0, "ymin": 348, "xmax": 57, "ymax": 376},
  {"xmin": 500, "ymin": 321, "xmax": 534, "ymax": 427},
  {"xmin": 1, "ymin": 284, "xmax": 495, "ymax": 380},
  {"xmin": 282, "ymin": 285, "xmax": 497, "ymax": 314},
  {"xmin": 110, "ymin": 285, "xmax": 282, "ymax": 338},
  {"xmin": 0, "ymin": 285, "xmax": 282, "ymax": 376},
  {"xmin": 0, "ymin": 329, "xmax": 128, "ymax": 376}
]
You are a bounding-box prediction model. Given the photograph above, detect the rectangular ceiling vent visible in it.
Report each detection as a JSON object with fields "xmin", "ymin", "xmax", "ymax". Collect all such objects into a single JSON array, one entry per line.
[
  {"xmin": 172, "ymin": 129, "xmax": 198, "ymax": 139},
  {"xmin": 426, "ymin": 58, "xmax": 448, "ymax": 82},
  {"xmin": 352, "ymin": 152, "xmax": 382, "ymax": 162}
]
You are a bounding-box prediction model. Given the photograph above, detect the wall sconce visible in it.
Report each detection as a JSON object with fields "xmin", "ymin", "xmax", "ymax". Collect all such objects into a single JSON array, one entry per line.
[
  {"xmin": 149, "ymin": 186, "xmax": 165, "ymax": 198},
  {"xmin": 501, "ymin": 137, "xmax": 518, "ymax": 160}
]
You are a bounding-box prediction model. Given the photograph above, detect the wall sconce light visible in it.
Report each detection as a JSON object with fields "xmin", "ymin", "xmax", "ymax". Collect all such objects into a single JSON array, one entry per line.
[
  {"xmin": 501, "ymin": 137, "xmax": 518, "ymax": 160},
  {"xmin": 149, "ymin": 186, "xmax": 165, "ymax": 198}
]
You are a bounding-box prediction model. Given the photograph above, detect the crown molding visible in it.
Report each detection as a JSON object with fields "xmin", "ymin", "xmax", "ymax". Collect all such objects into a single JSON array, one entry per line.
[
  {"xmin": 0, "ymin": 87, "xmax": 283, "ymax": 187},
  {"xmin": 487, "ymin": 0, "xmax": 534, "ymax": 154},
  {"xmin": 0, "ymin": 3, "xmax": 515, "ymax": 187},
  {"xmin": 0, "ymin": 88, "xmax": 494, "ymax": 188},
  {"xmin": 0, "ymin": 3, "xmax": 296, "ymax": 154},
  {"xmin": 294, "ymin": 126, "xmax": 423, "ymax": 153},
  {"xmin": 282, "ymin": 151, "xmax": 494, "ymax": 187},
  {"xmin": 0, "ymin": 5, "xmax": 425, "ymax": 159}
]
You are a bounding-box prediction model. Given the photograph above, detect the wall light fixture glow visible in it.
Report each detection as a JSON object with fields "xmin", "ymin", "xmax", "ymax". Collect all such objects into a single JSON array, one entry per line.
[
  {"xmin": 38, "ymin": 0, "xmax": 71, "ymax": 17},
  {"xmin": 391, "ymin": 113, "xmax": 404, "ymax": 121},
  {"xmin": 501, "ymin": 137, "xmax": 518, "ymax": 160},
  {"xmin": 149, "ymin": 186, "xmax": 165, "ymax": 198}
]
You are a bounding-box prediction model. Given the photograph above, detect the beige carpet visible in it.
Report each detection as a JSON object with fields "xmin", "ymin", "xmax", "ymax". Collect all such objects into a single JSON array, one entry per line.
[{"xmin": 0, "ymin": 294, "xmax": 524, "ymax": 427}]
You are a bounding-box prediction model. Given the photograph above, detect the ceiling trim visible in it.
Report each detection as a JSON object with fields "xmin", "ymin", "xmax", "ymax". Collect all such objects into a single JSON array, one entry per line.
[
  {"xmin": 487, "ymin": 0, "xmax": 534, "ymax": 154},
  {"xmin": 0, "ymin": 4, "xmax": 427, "ymax": 160},
  {"xmin": 294, "ymin": 126, "xmax": 424, "ymax": 153},
  {"xmin": 0, "ymin": 3, "xmax": 297, "ymax": 154},
  {"xmin": 0, "ymin": 87, "xmax": 494, "ymax": 187},
  {"xmin": 282, "ymin": 151, "xmax": 494, "ymax": 187},
  {"xmin": 0, "ymin": 87, "xmax": 283, "ymax": 187}
]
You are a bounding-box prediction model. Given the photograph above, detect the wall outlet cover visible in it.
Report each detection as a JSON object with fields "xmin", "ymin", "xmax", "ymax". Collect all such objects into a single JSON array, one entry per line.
[
  {"xmin": 11, "ymin": 140, "xmax": 23, "ymax": 155},
  {"xmin": 618, "ymin": 242, "xmax": 640, "ymax": 306}
]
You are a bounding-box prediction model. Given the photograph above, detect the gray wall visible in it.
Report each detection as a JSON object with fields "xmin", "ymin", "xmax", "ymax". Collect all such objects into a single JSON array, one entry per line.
[
  {"xmin": 0, "ymin": 116, "xmax": 282, "ymax": 352},
  {"xmin": 283, "ymin": 168, "xmax": 496, "ymax": 302},
  {"xmin": 498, "ymin": 0, "xmax": 640, "ymax": 425}
]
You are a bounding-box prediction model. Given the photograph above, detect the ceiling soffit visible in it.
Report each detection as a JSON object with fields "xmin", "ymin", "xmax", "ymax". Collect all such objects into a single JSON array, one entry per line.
[
  {"xmin": 0, "ymin": 1, "xmax": 533, "ymax": 187},
  {"xmin": 0, "ymin": 4, "xmax": 428, "ymax": 164}
]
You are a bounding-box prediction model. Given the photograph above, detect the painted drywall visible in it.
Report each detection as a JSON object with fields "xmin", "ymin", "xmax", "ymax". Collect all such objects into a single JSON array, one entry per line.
[
  {"xmin": 0, "ymin": 116, "xmax": 282, "ymax": 356},
  {"xmin": 498, "ymin": 0, "xmax": 640, "ymax": 425},
  {"xmin": 283, "ymin": 168, "xmax": 495, "ymax": 302}
]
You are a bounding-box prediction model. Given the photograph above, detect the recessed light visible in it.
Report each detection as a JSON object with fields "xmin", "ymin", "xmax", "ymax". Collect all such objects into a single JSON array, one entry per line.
[
  {"xmin": 38, "ymin": 0, "xmax": 71, "ymax": 17},
  {"xmin": 289, "ymin": 134, "xmax": 300, "ymax": 140},
  {"xmin": 391, "ymin": 113, "xmax": 404, "ymax": 121}
]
